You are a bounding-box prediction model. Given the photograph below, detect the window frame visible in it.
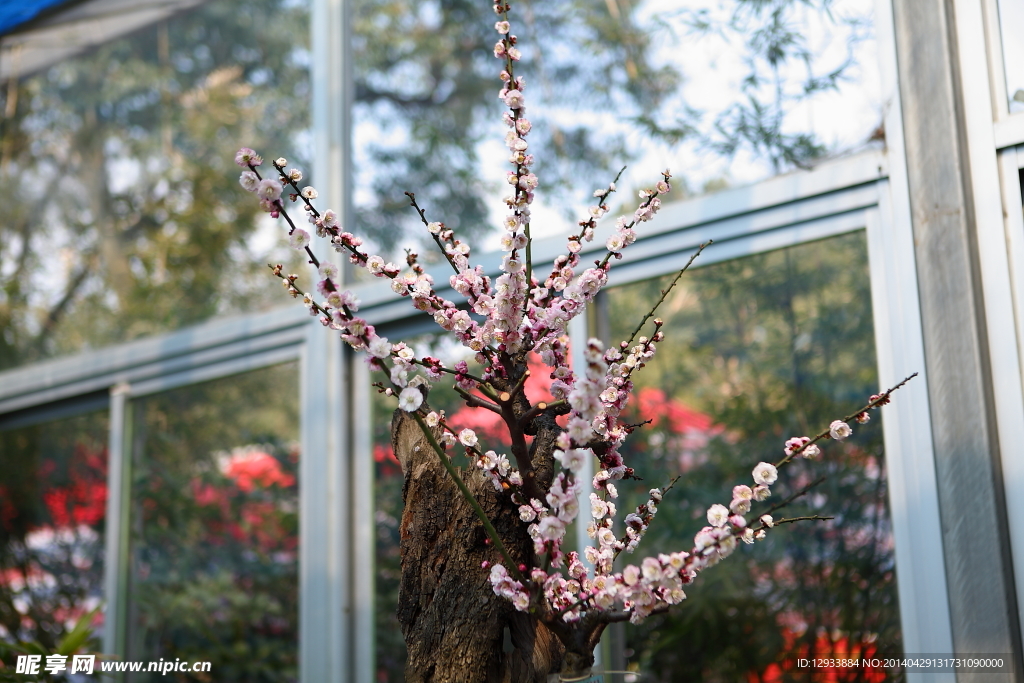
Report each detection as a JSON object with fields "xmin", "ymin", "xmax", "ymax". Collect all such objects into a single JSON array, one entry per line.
[
  {"xmin": 0, "ymin": 0, "xmax": 981, "ymax": 673},
  {"xmin": 0, "ymin": 147, "xmax": 949, "ymax": 679}
]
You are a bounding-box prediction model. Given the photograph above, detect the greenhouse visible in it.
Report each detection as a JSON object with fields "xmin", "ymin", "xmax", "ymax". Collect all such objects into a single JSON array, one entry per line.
[{"xmin": 1, "ymin": 0, "xmax": 1024, "ymax": 681}]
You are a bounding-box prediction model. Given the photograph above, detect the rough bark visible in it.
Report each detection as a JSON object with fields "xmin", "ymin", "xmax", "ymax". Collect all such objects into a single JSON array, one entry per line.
[{"xmin": 393, "ymin": 407, "xmax": 564, "ymax": 683}]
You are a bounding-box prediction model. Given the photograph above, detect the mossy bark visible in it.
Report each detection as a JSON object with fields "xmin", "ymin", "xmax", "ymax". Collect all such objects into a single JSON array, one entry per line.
[{"xmin": 393, "ymin": 407, "xmax": 565, "ymax": 682}]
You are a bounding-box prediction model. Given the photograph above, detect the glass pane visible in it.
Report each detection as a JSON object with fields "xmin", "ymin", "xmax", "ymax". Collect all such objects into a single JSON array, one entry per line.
[
  {"xmin": 999, "ymin": 0, "xmax": 1024, "ymax": 113},
  {"xmin": 0, "ymin": 411, "xmax": 109, "ymax": 649},
  {"xmin": 127, "ymin": 363, "xmax": 299, "ymax": 682},
  {"xmin": 605, "ymin": 232, "xmax": 901, "ymax": 680},
  {"xmin": 0, "ymin": 0, "xmax": 310, "ymax": 372}
]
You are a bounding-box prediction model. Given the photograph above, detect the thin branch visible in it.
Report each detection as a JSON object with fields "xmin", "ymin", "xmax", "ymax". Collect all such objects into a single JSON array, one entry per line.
[
  {"xmin": 518, "ymin": 400, "xmax": 567, "ymax": 428},
  {"xmin": 775, "ymin": 372, "xmax": 919, "ymax": 468},
  {"xmin": 409, "ymin": 357, "xmax": 489, "ymax": 385},
  {"xmin": 247, "ymin": 163, "xmax": 321, "ymax": 269},
  {"xmin": 773, "ymin": 515, "xmax": 833, "ymax": 526},
  {"xmin": 765, "ymin": 475, "xmax": 826, "ymax": 516},
  {"xmin": 455, "ymin": 386, "xmax": 504, "ymax": 415},
  {"xmin": 32, "ymin": 263, "xmax": 91, "ymax": 348},
  {"xmin": 405, "ymin": 191, "xmax": 460, "ymax": 275},
  {"xmin": 621, "ymin": 240, "xmax": 711, "ymax": 349}
]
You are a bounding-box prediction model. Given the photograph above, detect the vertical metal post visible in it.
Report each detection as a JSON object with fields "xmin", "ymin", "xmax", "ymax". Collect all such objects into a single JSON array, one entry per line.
[
  {"xmin": 568, "ymin": 307, "xmax": 602, "ymax": 675},
  {"xmin": 101, "ymin": 383, "xmax": 132, "ymax": 680},
  {"xmin": 590, "ymin": 291, "xmax": 624, "ymax": 682},
  {"xmin": 312, "ymin": 0, "xmax": 352, "ymax": 232},
  {"xmin": 569, "ymin": 308, "xmax": 594, "ymax": 573},
  {"xmin": 870, "ymin": 0, "xmax": 956, "ymax": 672},
  {"xmin": 351, "ymin": 357, "xmax": 375, "ymax": 682},
  {"xmin": 888, "ymin": 0, "xmax": 1023, "ymax": 674},
  {"xmin": 306, "ymin": 0, "xmax": 356, "ymax": 680},
  {"xmin": 300, "ymin": 328, "xmax": 349, "ymax": 683},
  {"xmin": 996, "ymin": 146, "xmax": 1024, "ymax": 638}
]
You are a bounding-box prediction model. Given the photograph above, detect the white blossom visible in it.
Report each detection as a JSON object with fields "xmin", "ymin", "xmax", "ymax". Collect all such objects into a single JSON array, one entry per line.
[
  {"xmin": 239, "ymin": 171, "xmax": 259, "ymax": 192},
  {"xmin": 398, "ymin": 388, "xmax": 423, "ymax": 412},
  {"xmin": 752, "ymin": 462, "xmax": 778, "ymax": 486},
  {"xmin": 707, "ymin": 504, "xmax": 729, "ymax": 528},
  {"xmin": 830, "ymin": 420, "xmax": 852, "ymax": 440},
  {"xmin": 257, "ymin": 178, "xmax": 282, "ymax": 202},
  {"xmin": 459, "ymin": 429, "xmax": 479, "ymax": 447}
]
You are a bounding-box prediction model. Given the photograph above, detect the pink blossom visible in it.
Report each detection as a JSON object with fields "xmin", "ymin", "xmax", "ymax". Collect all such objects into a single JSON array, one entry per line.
[
  {"xmin": 257, "ymin": 178, "xmax": 282, "ymax": 202},
  {"xmin": 235, "ymin": 147, "xmax": 262, "ymax": 166},
  {"xmin": 503, "ymin": 89, "xmax": 525, "ymax": 109}
]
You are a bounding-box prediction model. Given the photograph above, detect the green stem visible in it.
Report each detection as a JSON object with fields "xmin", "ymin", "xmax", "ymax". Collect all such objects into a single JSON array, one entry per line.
[{"xmin": 412, "ymin": 412, "xmax": 527, "ymax": 585}]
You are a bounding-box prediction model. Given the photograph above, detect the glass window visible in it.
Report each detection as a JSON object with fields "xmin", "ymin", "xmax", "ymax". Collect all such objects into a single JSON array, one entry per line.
[
  {"xmin": 0, "ymin": 410, "xmax": 109, "ymax": 649},
  {"xmin": 125, "ymin": 363, "xmax": 299, "ymax": 682},
  {"xmin": 999, "ymin": 0, "xmax": 1024, "ymax": 113},
  {"xmin": 604, "ymin": 232, "xmax": 901, "ymax": 680},
  {"xmin": 0, "ymin": 0, "xmax": 310, "ymax": 372}
]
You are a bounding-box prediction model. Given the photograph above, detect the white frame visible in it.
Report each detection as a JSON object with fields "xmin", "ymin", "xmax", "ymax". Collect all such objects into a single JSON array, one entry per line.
[
  {"xmin": 22, "ymin": 0, "xmax": 1024, "ymax": 673},
  {"xmin": 0, "ymin": 147, "xmax": 953, "ymax": 680},
  {"xmin": 985, "ymin": 0, "xmax": 1024, "ymax": 148},
  {"xmin": 961, "ymin": 0, "xmax": 1024, "ymax": 650}
]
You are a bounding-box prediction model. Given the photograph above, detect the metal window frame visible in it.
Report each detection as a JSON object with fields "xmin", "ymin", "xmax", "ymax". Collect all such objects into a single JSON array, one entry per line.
[
  {"xmin": 985, "ymin": 0, "xmax": 1024, "ymax": 149},
  {"xmin": 884, "ymin": 0, "xmax": 1024, "ymax": 670},
  {"xmin": 958, "ymin": 0, "xmax": 1024, "ymax": 658},
  {"xmin": 999, "ymin": 141, "xmax": 1024, "ymax": 655},
  {"xmin": 0, "ymin": 0, "xmax": 980, "ymax": 673},
  {"xmin": 981, "ymin": 0, "xmax": 1024, "ymax": 153},
  {"xmin": 0, "ymin": 148, "xmax": 951, "ymax": 680}
]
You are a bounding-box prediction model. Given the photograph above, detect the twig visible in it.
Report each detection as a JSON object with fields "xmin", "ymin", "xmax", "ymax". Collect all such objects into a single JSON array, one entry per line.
[
  {"xmin": 765, "ymin": 475, "xmax": 826, "ymax": 515},
  {"xmin": 773, "ymin": 515, "xmax": 833, "ymax": 526},
  {"xmin": 622, "ymin": 241, "xmax": 710, "ymax": 349},
  {"xmin": 455, "ymin": 386, "xmax": 504, "ymax": 415},
  {"xmin": 405, "ymin": 191, "xmax": 461, "ymax": 275},
  {"xmin": 518, "ymin": 400, "xmax": 567, "ymax": 428},
  {"xmin": 776, "ymin": 372, "xmax": 919, "ymax": 468}
]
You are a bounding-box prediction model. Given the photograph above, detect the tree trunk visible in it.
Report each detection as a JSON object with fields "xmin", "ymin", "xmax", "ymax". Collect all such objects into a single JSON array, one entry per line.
[{"xmin": 393, "ymin": 408, "xmax": 564, "ymax": 682}]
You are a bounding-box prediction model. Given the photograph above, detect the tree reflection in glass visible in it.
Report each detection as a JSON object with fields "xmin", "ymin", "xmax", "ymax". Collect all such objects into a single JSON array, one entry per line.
[
  {"xmin": 127, "ymin": 363, "xmax": 299, "ymax": 682},
  {"xmin": 0, "ymin": 412, "xmax": 108, "ymax": 650},
  {"xmin": 606, "ymin": 231, "xmax": 901, "ymax": 682}
]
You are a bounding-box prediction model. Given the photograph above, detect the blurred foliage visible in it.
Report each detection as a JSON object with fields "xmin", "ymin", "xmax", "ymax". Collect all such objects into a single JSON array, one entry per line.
[
  {"xmin": 350, "ymin": 0, "xmax": 680, "ymax": 244},
  {"xmin": 673, "ymin": 0, "xmax": 870, "ymax": 171},
  {"xmin": 0, "ymin": 0, "xmax": 865, "ymax": 372},
  {"xmin": 606, "ymin": 232, "xmax": 901, "ymax": 681},
  {"xmin": 126, "ymin": 363, "xmax": 300, "ymax": 682},
  {"xmin": 0, "ymin": 606, "xmax": 100, "ymax": 682},
  {"xmin": 0, "ymin": 0, "xmax": 311, "ymax": 371},
  {"xmin": 372, "ymin": 396, "xmax": 406, "ymax": 682},
  {"xmin": 0, "ymin": 413, "xmax": 108, "ymax": 652},
  {"xmin": 0, "ymin": 364, "xmax": 301, "ymax": 681}
]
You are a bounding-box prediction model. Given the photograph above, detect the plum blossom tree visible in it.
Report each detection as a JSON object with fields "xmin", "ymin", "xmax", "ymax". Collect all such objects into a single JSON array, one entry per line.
[{"xmin": 234, "ymin": 3, "xmax": 911, "ymax": 680}]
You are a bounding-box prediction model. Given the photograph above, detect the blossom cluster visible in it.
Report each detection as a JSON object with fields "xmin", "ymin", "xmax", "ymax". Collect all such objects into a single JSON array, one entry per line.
[{"xmin": 236, "ymin": 0, "xmax": 906, "ymax": 636}]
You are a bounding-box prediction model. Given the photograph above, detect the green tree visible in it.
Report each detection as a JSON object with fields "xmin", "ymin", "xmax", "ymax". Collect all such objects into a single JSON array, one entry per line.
[{"xmin": 0, "ymin": 0, "xmax": 311, "ymax": 371}]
